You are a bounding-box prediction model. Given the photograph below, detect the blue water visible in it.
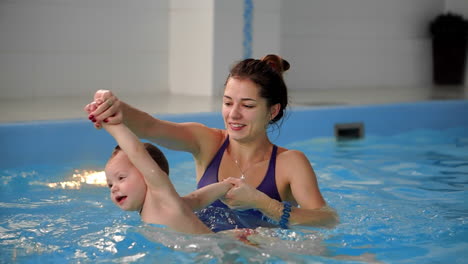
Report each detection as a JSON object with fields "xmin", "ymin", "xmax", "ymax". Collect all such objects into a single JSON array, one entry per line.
[{"xmin": 1, "ymin": 123, "xmax": 467, "ymax": 263}]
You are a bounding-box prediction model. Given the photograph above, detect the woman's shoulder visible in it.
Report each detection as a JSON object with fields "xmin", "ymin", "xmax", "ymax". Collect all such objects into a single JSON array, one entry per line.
[
  {"xmin": 184, "ymin": 123, "xmax": 225, "ymax": 144},
  {"xmin": 275, "ymin": 147, "xmax": 316, "ymax": 188},
  {"xmin": 187, "ymin": 122, "xmax": 224, "ymax": 136},
  {"xmin": 194, "ymin": 129, "xmax": 228, "ymax": 162},
  {"xmin": 277, "ymin": 147, "xmax": 307, "ymax": 159},
  {"xmin": 276, "ymin": 147, "xmax": 311, "ymax": 166}
]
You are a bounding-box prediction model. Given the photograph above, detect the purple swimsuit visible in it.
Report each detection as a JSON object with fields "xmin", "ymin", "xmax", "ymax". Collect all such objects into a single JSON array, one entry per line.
[
  {"xmin": 197, "ymin": 136, "xmax": 281, "ymax": 202},
  {"xmin": 196, "ymin": 136, "xmax": 281, "ymax": 231}
]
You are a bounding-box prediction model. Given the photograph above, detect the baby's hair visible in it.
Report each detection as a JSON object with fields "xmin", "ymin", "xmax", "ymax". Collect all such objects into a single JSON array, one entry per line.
[{"xmin": 110, "ymin": 143, "xmax": 169, "ymax": 175}]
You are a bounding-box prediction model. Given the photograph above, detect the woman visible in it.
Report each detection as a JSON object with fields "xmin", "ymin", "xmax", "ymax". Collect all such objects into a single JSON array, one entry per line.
[{"xmin": 85, "ymin": 54, "xmax": 338, "ymax": 231}]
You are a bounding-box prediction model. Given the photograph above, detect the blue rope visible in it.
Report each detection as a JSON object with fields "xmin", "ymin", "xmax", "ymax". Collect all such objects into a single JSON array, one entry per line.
[{"xmin": 243, "ymin": 0, "xmax": 254, "ymax": 59}]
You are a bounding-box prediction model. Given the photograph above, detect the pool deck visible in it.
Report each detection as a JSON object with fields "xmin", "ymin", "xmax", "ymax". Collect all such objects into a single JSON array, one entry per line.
[{"xmin": 0, "ymin": 85, "xmax": 467, "ymax": 123}]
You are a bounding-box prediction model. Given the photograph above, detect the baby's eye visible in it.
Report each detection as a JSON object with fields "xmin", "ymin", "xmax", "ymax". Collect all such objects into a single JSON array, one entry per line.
[
  {"xmin": 119, "ymin": 176, "xmax": 125, "ymax": 181},
  {"xmin": 108, "ymin": 184, "xmax": 113, "ymax": 189}
]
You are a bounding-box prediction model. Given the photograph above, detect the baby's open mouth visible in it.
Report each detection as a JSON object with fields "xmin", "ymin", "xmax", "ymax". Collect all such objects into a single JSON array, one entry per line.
[{"xmin": 116, "ymin": 196, "xmax": 127, "ymax": 203}]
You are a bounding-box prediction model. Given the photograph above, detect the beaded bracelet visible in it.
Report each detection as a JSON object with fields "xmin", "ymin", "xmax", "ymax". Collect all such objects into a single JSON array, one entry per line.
[{"xmin": 279, "ymin": 201, "xmax": 292, "ymax": 229}]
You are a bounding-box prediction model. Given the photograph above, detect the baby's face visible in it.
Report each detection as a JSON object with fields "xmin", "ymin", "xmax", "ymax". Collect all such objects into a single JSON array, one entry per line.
[{"xmin": 105, "ymin": 151, "xmax": 147, "ymax": 211}]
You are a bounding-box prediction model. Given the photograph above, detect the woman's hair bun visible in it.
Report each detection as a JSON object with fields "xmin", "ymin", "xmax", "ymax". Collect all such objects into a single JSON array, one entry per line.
[{"xmin": 261, "ymin": 54, "xmax": 290, "ymax": 74}]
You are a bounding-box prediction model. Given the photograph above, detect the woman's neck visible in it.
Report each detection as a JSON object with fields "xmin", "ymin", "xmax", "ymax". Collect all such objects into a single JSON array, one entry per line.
[{"xmin": 228, "ymin": 136, "xmax": 272, "ymax": 166}]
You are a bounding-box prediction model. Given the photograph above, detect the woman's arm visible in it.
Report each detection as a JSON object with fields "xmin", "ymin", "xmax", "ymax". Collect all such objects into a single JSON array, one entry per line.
[
  {"xmin": 86, "ymin": 90, "xmax": 219, "ymax": 156},
  {"xmin": 224, "ymin": 151, "xmax": 339, "ymax": 228},
  {"xmin": 255, "ymin": 192, "xmax": 339, "ymax": 228},
  {"xmin": 224, "ymin": 178, "xmax": 338, "ymax": 228}
]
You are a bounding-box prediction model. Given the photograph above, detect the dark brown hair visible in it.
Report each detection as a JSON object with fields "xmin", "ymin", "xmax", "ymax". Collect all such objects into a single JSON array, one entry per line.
[
  {"xmin": 225, "ymin": 54, "xmax": 290, "ymax": 124},
  {"xmin": 110, "ymin": 143, "xmax": 169, "ymax": 175}
]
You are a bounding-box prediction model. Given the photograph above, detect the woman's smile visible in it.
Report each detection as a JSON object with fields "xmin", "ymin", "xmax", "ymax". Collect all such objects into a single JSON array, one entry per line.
[{"xmin": 229, "ymin": 122, "xmax": 246, "ymax": 131}]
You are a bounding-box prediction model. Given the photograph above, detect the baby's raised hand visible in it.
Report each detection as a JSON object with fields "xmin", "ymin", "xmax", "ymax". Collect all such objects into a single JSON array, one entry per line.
[{"xmin": 84, "ymin": 90, "xmax": 122, "ymax": 129}]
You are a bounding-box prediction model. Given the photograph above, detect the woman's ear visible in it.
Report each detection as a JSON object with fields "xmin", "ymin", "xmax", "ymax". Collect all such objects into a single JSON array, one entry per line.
[{"xmin": 270, "ymin": 103, "xmax": 281, "ymax": 121}]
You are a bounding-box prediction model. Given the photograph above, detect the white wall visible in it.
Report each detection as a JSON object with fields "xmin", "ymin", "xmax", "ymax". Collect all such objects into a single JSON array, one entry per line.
[
  {"xmin": 168, "ymin": 0, "xmax": 215, "ymax": 96},
  {"xmin": 1, "ymin": 0, "xmax": 466, "ymax": 100},
  {"xmin": 169, "ymin": 0, "xmax": 282, "ymax": 96},
  {"xmin": 212, "ymin": 0, "xmax": 281, "ymax": 96},
  {"xmin": 445, "ymin": 0, "xmax": 468, "ymax": 16},
  {"xmin": 0, "ymin": 0, "xmax": 169, "ymax": 99},
  {"xmin": 281, "ymin": 0, "xmax": 445, "ymax": 90}
]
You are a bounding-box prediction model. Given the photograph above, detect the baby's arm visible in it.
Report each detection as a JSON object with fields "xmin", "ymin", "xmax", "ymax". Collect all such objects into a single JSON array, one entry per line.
[
  {"xmin": 103, "ymin": 123, "xmax": 173, "ymax": 192},
  {"xmin": 103, "ymin": 123, "xmax": 212, "ymax": 234},
  {"xmin": 105, "ymin": 122, "xmax": 232, "ymax": 212},
  {"xmin": 182, "ymin": 181, "xmax": 233, "ymax": 211}
]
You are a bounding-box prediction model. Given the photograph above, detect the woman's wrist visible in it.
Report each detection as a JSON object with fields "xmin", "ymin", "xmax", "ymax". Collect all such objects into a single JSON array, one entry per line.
[
  {"xmin": 278, "ymin": 201, "xmax": 292, "ymax": 229},
  {"xmin": 258, "ymin": 195, "xmax": 282, "ymax": 220},
  {"xmin": 260, "ymin": 197, "xmax": 293, "ymax": 229},
  {"xmin": 120, "ymin": 101, "xmax": 131, "ymax": 126},
  {"xmin": 255, "ymin": 191, "xmax": 273, "ymax": 212}
]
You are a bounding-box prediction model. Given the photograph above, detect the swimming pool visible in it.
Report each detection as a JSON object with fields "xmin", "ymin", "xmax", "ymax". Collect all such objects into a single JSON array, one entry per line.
[{"xmin": 1, "ymin": 100, "xmax": 467, "ymax": 263}]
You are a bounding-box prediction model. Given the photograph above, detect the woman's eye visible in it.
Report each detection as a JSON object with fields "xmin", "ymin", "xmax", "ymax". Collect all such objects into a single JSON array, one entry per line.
[
  {"xmin": 223, "ymin": 102, "xmax": 232, "ymax": 106},
  {"xmin": 244, "ymin": 105, "xmax": 255, "ymax": 108}
]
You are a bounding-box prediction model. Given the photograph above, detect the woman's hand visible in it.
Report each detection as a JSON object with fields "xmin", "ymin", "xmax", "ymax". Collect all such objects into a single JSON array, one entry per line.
[
  {"xmin": 222, "ymin": 178, "xmax": 267, "ymax": 210},
  {"xmin": 84, "ymin": 90, "xmax": 123, "ymax": 128}
]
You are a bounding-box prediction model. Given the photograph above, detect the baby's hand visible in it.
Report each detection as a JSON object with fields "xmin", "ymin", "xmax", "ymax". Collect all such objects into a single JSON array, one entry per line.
[
  {"xmin": 219, "ymin": 179, "xmax": 234, "ymax": 192},
  {"xmin": 223, "ymin": 177, "xmax": 263, "ymax": 210},
  {"xmin": 84, "ymin": 101, "xmax": 98, "ymax": 114},
  {"xmin": 84, "ymin": 99, "xmax": 106, "ymax": 129},
  {"xmin": 83, "ymin": 101, "xmax": 101, "ymax": 129},
  {"xmin": 84, "ymin": 90, "xmax": 122, "ymax": 130},
  {"xmin": 223, "ymin": 177, "xmax": 243, "ymax": 186}
]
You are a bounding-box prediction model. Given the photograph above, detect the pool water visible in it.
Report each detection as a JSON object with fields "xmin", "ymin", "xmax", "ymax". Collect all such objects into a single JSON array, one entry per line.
[{"xmin": 1, "ymin": 123, "xmax": 467, "ymax": 263}]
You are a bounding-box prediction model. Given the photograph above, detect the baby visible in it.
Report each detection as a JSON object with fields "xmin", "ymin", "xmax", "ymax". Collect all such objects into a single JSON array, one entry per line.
[{"xmin": 103, "ymin": 121, "xmax": 233, "ymax": 234}]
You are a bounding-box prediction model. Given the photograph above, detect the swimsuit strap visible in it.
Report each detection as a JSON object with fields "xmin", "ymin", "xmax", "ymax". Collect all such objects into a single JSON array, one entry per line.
[
  {"xmin": 197, "ymin": 136, "xmax": 229, "ymax": 189},
  {"xmin": 256, "ymin": 145, "xmax": 282, "ymax": 201},
  {"xmin": 198, "ymin": 137, "xmax": 281, "ymax": 202}
]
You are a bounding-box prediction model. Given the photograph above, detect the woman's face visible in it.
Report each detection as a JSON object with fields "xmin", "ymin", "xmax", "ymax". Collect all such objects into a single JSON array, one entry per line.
[{"xmin": 223, "ymin": 77, "xmax": 274, "ymax": 142}]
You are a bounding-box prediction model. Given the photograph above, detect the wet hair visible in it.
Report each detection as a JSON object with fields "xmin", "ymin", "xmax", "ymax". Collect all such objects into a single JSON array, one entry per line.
[
  {"xmin": 225, "ymin": 54, "xmax": 290, "ymax": 125},
  {"xmin": 110, "ymin": 143, "xmax": 169, "ymax": 175}
]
